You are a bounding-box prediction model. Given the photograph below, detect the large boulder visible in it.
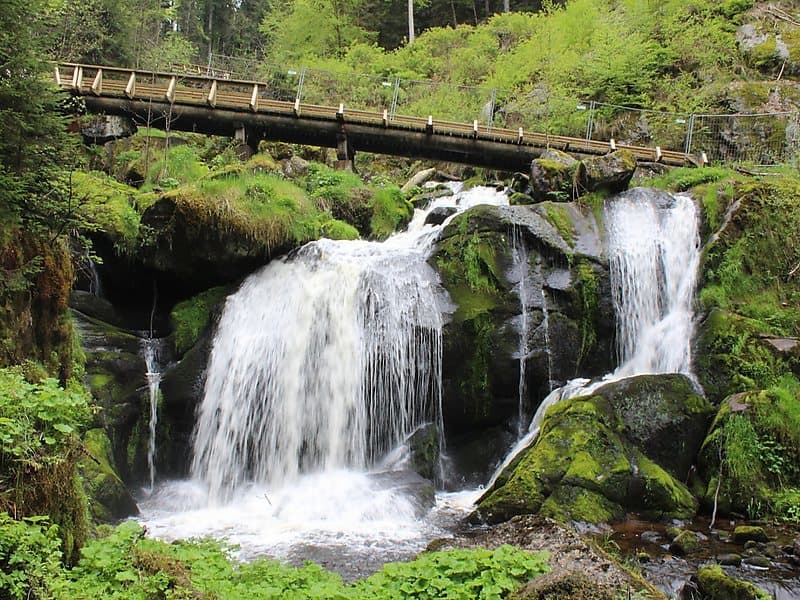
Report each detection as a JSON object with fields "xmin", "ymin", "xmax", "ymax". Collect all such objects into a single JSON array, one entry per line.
[
  {"xmin": 579, "ymin": 150, "xmax": 637, "ymax": 194},
  {"xmin": 593, "ymin": 374, "xmax": 713, "ymax": 480},
  {"xmin": 529, "ymin": 149, "xmax": 581, "ymax": 202},
  {"xmin": 474, "ymin": 375, "xmax": 701, "ymax": 525},
  {"xmin": 81, "ymin": 115, "xmax": 137, "ymax": 144}
]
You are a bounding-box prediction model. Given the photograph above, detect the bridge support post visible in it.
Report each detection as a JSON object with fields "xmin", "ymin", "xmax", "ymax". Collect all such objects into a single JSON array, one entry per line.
[
  {"xmin": 233, "ymin": 125, "xmax": 259, "ymax": 158},
  {"xmin": 336, "ymin": 131, "xmax": 355, "ymax": 172}
]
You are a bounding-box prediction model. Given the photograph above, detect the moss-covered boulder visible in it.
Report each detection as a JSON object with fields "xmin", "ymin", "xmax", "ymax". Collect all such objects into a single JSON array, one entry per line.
[
  {"xmin": 79, "ymin": 428, "xmax": 138, "ymax": 521},
  {"xmin": 474, "ymin": 390, "xmax": 697, "ymax": 524},
  {"xmin": 579, "ymin": 150, "xmax": 636, "ymax": 194},
  {"xmin": 431, "ymin": 202, "xmax": 614, "ymax": 481},
  {"xmin": 686, "ymin": 564, "xmax": 770, "ymax": 600},
  {"xmin": 529, "ymin": 149, "xmax": 582, "ymax": 202},
  {"xmin": 697, "ymin": 386, "xmax": 800, "ymax": 520},
  {"xmin": 511, "ymin": 570, "xmax": 615, "ymax": 600},
  {"xmin": 169, "ymin": 286, "xmax": 230, "ymax": 358},
  {"xmin": 593, "ymin": 374, "xmax": 714, "ymax": 479}
]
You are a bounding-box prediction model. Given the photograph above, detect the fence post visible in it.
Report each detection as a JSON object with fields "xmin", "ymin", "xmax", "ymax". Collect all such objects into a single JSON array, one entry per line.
[
  {"xmin": 684, "ymin": 113, "xmax": 696, "ymax": 155},
  {"xmin": 585, "ymin": 100, "xmax": 596, "ymax": 143},
  {"xmin": 487, "ymin": 88, "xmax": 497, "ymax": 130},
  {"xmin": 389, "ymin": 78, "xmax": 400, "ymax": 121},
  {"xmin": 295, "ymin": 67, "xmax": 307, "ymax": 105}
]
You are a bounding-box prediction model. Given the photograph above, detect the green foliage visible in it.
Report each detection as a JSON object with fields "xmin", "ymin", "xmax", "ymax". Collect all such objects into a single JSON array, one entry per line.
[
  {"xmin": 0, "ymin": 513, "xmax": 63, "ymax": 600},
  {"xmin": 322, "ymin": 219, "xmax": 360, "ymax": 240},
  {"xmin": 0, "ymin": 520, "xmax": 549, "ymax": 599},
  {"xmin": 646, "ymin": 167, "xmax": 736, "ymax": 193},
  {"xmin": 0, "ymin": 368, "xmax": 92, "ymax": 468},
  {"xmin": 143, "ymin": 146, "xmax": 209, "ymax": 191},
  {"xmin": 71, "ymin": 172, "xmax": 141, "ymax": 254},
  {"xmin": 305, "ymin": 162, "xmax": 366, "ymax": 207},
  {"xmin": 170, "ymin": 287, "xmax": 230, "ymax": 356},
  {"xmin": 369, "ymin": 186, "xmax": 414, "ymax": 240},
  {"xmin": 353, "ymin": 545, "xmax": 549, "ymax": 599}
]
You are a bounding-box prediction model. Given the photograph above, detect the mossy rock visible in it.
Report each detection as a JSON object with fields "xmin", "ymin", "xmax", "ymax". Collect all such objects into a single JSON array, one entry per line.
[
  {"xmin": 476, "ymin": 390, "xmax": 697, "ymax": 524},
  {"xmin": 689, "ymin": 564, "xmax": 770, "ymax": 600},
  {"xmin": 511, "ymin": 570, "xmax": 615, "ymax": 600},
  {"xmin": 529, "ymin": 155, "xmax": 581, "ymax": 203},
  {"xmin": 669, "ymin": 530, "xmax": 702, "ymax": 555},
  {"xmin": 79, "ymin": 428, "xmax": 138, "ymax": 522},
  {"xmin": 697, "ymin": 386, "xmax": 800, "ymax": 519},
  {"xmin": 732, "ymin": 525, "xmax": 768, "ymax": 544},
  {"xmin": 169, "ymin": 286, "xmax": 230, "ymax": 357},
  {"xmin": 579, "ymin": 150, "xmax": 636, "ymax": 194},
  {"xmin": 593, "ymin": 374, "xmax": 713, "ymax": 479}
]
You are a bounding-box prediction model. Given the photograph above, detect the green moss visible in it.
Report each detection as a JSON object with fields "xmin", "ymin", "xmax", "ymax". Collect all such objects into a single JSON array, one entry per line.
[
  {"xmin": 637, "ymin": 454, "xmax": 697, "ymax": 518},
  {"xmin": 321, "ymin": 219, "xmax": 360, "ymax": 240},
  {"xmin": 646, "ymin": 166, "xmax": 736, "ymax": 193},
  {"xmin": 170, "ymin": 286, "xmax": 230, "ymax": 356},
  {"xmin": 542, "ymin": 203, "xmax": 577, "ymax": 247},
  {"xmin": 540, "ymin": 486, "xmax": 623, "ymax": 523},
  {"xmin": 369, "ymin": 186, "xmax": 413, "ymax": 240},
  {"xmin": 747, "ymin": 35, "xmax": 782, "ymax": 71},
  {"xmin": 79, "ymin": 428, "xmax": 135, "ymax": 523},
  {"xmin": 699, "ymin": 381, "xmax": 800, "ymax": 519},
  {"xmin": 695, "ymin": 565, "xmax": 770, "ymax": 600},
  {"xmin": 575, "ymin": 259, "xmax": 600, "ymax": 367},
  {"xmin": 480, "ymin": 394, "xmax": 697, "ymax": 524},
  {"xmin": 72, "ymin": 171, "xmax": 142, "ymax": 254}
]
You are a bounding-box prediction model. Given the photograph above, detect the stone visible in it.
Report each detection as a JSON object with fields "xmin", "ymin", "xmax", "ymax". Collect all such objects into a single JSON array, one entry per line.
[
  {"xmin": 405, "ymin": 423, "xmax": 440, "ymax": 481},
  {"xmin": 733, "ymin": 525, "xmax": 768, "ymax": 544},
  {"xmin": 592, "ymin": 374, "xmax": 713, "ymax": 479},
  {"xmin": 509, "ymin": 192, "xmax": 535, "ymax": 205},
  {"xmin": 742, "ymin": 556, "xmax": 771, "ymax": 569},
  {"xmin": 81, "ymin": 115, "xmax": 136, "ymax": 144},
  {"xmin": 669, "ymin": 530, "xmax": 702, "ymax": 555},
  {"xmin": 79, "ymin": 428, "xmax": 139, "ymax": 522},
  {"xmin": 640, "ymin": 530, "xmax": 661, "ymax": 544},
  {"xmin": 424, "ymin": 206, "xmax": 457, "ymax": 226},
  {"xmin": 280, "ymin": 155, "xmax": 309, "ymax": 178},
  {"xmin": 716, "ymin": 553, "xmax": 742, "ymax": 566},
  {"xmin": 69, "ymin": 290, "xmax": 125, "ymax": 328},
  {"xmin": 474, "ymin": 393, "xmax": 697, "ymax": 524},
  {"xmin": 510, "ymin": 570, "xmax": 615, "ymax": 600},
  {"xmin": 401, "ymin": 167, "xmax": 437, "ymax": 193},
  {"xmin": 691, "ymin": 564, "xmax": 770, "ymax": 600},
  {"xmin": 529, "ymin": 151, "xmax": 581, "ymax": 202},
  {"xmin": 579, "ymin": 150, "xmax": 636, "ymax": 194}
]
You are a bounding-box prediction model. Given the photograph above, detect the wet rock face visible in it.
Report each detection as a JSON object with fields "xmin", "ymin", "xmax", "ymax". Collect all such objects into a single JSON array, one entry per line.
[
  {"xmin": 473, "ymin": 375, "xmax": 704, "ymax": 525},
  {"xmin": 80, "ymin": 115, "xmax": 137, "ymax": 144},
  {"xmin": 431, "ymin": 202, "xmax": 614, "ymax": 472}
]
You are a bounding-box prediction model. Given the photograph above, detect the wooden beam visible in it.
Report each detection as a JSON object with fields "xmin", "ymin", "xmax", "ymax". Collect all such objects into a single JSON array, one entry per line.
[
  {"xmin": 293, "ymin": 97, "xmax": 301, "ymax": 116},
  {"xmin": 249, "ymin": 84, "xmax": 259, "ymax": 112},
  {"xmin": 426, "ymin": 115, "xmax": 433, "ymax": 134},
  {"xmin": 71, "ymin": 66, "xmax": 83, "ymax": 91},
  {"xmin": 90, "ymin": 69, "xmax": 103, "ymax": 96},
  {"xmin": 54, "ymin": 66, "xmax": 61, "ymax": 86},
  {"xmin": 165, "ymin": 76, "xmax": 177, "ymax": 103},
  {"xmin": 124, "ymin": 72, "xmax": 136, "ymax": 98},
  {"xmin": 517, "ymin": 127, "xmax": 524, "ymax": 144},
  {"xmin": 207, "ymin": 80, "xmax": 218, "ymax": 107}
]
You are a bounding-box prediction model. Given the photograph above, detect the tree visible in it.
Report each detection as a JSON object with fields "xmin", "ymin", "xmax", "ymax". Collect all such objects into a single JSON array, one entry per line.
[
  {"xmin": 1, "ymin": 0, "xmax": 78, "ymax": 235},
  {"xmin": 408, "ymin": 0, "xmax": 415, "ymax": 43}
]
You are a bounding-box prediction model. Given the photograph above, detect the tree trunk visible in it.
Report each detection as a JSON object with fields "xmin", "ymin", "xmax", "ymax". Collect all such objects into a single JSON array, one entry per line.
[
  {"xmin": 408, "ymin": 0, "xmax": 415, "ymax": 44},
  {"xmin": 503, "ymin": 0, "xmax": 510, "ymax": 12}
]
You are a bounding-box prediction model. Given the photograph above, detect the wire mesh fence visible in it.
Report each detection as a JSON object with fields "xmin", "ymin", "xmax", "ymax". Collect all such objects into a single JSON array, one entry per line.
[{"xmin": 169, "ymin": 52, "xmax": 800, "ymax": 166}]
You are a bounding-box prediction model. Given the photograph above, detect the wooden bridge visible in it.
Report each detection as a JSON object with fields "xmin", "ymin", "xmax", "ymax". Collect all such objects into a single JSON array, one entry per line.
[{"xmin": 56, "ymin": 63, "xmax": 699, "ymax": 171}]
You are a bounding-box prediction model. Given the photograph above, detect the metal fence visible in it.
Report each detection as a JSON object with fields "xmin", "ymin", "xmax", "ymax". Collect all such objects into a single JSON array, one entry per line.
[{"xmin": 164, "ymin": 52, "xmax": 800, "ymax": 166}]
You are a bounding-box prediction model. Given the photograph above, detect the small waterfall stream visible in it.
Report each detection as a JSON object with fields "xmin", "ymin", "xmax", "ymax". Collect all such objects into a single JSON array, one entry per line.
[
  {"xmin": 141, "ymin": 337, "xmax": 165, "ymax": 492},
  {"xmin": 487, "ymin": 190, "xmax": 700, "ymax": 487},
  {"xmin": 511, "ymin": 225, "xmax": 532, "ymax": 436}
]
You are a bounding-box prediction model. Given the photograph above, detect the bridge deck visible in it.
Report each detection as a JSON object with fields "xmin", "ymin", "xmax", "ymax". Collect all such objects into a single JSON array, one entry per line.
[{"xmin": 57, "ymin": 63, "xmax": 697, "ymax": 170}]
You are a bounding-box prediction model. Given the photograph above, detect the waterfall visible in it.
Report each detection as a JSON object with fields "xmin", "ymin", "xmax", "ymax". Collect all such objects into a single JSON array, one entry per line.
[
  {"xmin": 511, "ymin": 225, "xmax": 532, "ymax": 436},
  {"xmin": 486, "ymin": 189, "xmax": 700, "ymax": 487},
  {"xmin": 191, "ymin": 185, "xmax": 510, "ymax": 502},
  {"xmin": 141, "ymin": 337, "xmax": 165, "ymax": 492}
]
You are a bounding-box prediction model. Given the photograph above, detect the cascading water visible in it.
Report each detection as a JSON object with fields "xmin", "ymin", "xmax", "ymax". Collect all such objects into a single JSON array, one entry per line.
[
  {"xmin": 138, "ymin": 184, "xmax": 510, "ymax": 576},
  {"xmin": 141, "ymin": 338, "xmax": 165, "ymax": 492},
  {"xmin": 487, "ymin": 189, "xmax": 700, "ymax": 487},
  {"xmin": 511, "ymin": 225, "xmax": 532, "ymax": 436}
]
